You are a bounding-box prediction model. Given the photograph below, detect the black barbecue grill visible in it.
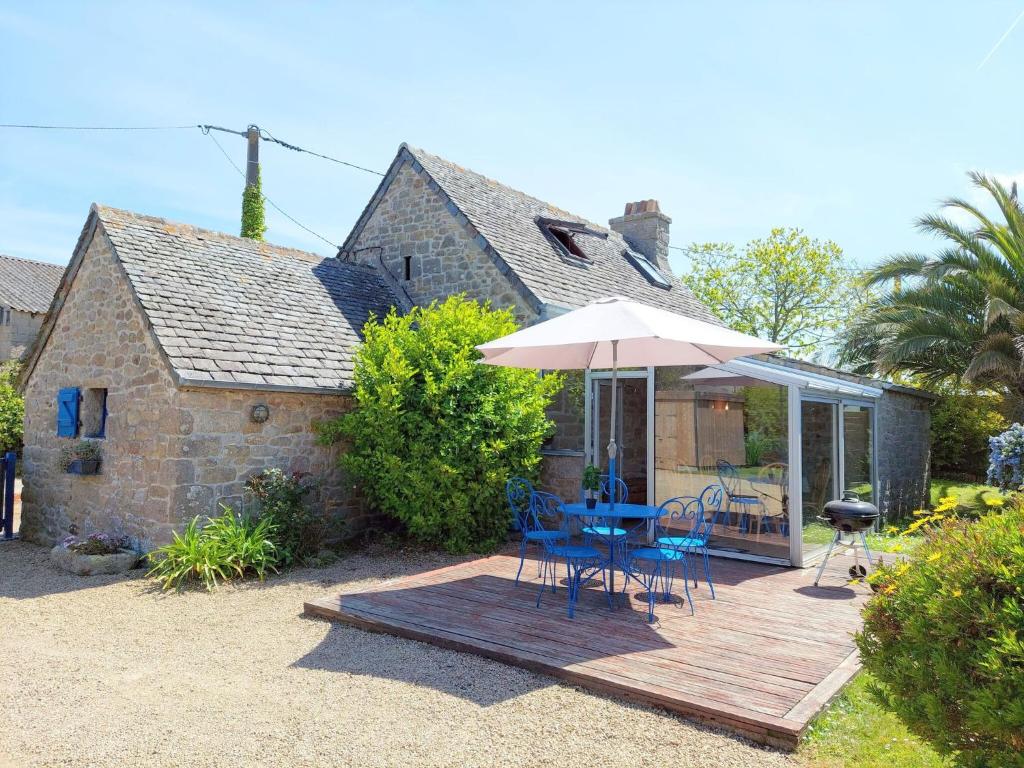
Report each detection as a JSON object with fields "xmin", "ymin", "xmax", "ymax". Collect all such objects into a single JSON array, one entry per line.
[{"xmin": 813, "ymin": 490, "xmax": 879, "ymax": 586}]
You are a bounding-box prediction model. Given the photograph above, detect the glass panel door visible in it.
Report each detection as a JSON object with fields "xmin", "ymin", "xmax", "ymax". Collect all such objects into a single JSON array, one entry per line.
[
  {"xmin": 590, "ymin": 377, "xmax": 649, "ymax": 505},
  {"xmin": 842, "ymin": 404, "xmax": 874, "ymax": 502},
  {"xmin": 801, "ymin": 400, "xmax": 838, "ymax": 560}
]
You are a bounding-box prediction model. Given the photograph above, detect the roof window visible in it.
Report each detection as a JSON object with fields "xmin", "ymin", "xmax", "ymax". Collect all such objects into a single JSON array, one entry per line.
[
  {"xmin": 536, "ymin": 217, "xmax": 607, "ymax": 262},
  {"xmin": 625, "ymin": 249, "xmax": 671, "ymax": 289}
]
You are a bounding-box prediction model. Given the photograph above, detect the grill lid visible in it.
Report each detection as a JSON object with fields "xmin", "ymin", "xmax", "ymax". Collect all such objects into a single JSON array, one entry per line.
[{"xmin": 823, "ymin": 490, "xmax": 879, "ymax": 518}]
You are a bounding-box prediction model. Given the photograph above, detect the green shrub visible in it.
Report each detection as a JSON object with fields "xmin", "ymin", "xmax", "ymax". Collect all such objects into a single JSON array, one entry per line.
[
  {"xmin": 317, "ymin": 295, "xmax": 562, "ymax": 554},
  {"xmin": 0, "ymin": 361, "xmax": 24, "ymax": 453},
  {"xmin": 146, "ymin": 508, "xmax": 280, "ymax": 591},
  {"xmin": 857, "ymin": 503, "xmax": 1024, "ymax": 767},
  {"xmin": 930, "ymin": 388, "xmax": 1007, "ymax": 478},
  {"xmin": 245, "ymin": 468, "xmax": 324, "ymax": 565}
]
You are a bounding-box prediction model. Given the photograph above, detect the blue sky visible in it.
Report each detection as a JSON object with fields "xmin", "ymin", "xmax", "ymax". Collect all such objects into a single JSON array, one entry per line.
[{"xmin": 2, "ymin": 1, "xmax": 1023, "ymax": 274}]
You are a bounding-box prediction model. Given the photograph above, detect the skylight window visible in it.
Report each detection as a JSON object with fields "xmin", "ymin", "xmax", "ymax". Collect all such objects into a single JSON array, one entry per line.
[
  {"xmin": 536, "ymin": 217, "xmax": 607, "ymax": 262},
  {"xmin": 625, "ymin": 249, "xmax": 671, "ymax": 289}
]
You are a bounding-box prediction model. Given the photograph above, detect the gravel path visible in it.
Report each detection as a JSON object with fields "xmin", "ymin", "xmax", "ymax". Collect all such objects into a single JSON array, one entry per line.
[{"xmin": 0, "ymin": 541, "xmax": 797, "ymax": 768}]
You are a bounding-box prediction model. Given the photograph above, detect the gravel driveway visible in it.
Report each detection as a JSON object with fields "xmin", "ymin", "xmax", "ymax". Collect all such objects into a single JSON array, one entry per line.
[{"xmin": 0, "ymin": 541, "xmax": 797, "ymax": 768}]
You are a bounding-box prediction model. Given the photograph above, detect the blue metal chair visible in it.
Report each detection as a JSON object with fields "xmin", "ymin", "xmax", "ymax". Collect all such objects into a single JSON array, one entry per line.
[
  {"xmin": 717, "ymin": 459, "xmax": 769, "ymax": 535},
  {"xmin": 655, "ymin": 485, "xmax": 723, "ymax": 598},
  {"xmin": 506, "ymin": 478, "xmax": 567, "ymax": 586},
  {"xmin": 581, "ymin": 474, "xmax": 629, "ymax": 571},
  {"xmin": 532, "ymin": 491, "xmax": 609, "ymax": 618},
  {"xmin": 626, "ymin": 538, "xmax": 694, "ymax": 622}
]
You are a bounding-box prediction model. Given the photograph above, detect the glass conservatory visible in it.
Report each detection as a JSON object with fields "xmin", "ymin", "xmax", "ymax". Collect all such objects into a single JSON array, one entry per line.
[{"xmin": 583, "ymin": 357, "xmax": 883, "ymax": 567}]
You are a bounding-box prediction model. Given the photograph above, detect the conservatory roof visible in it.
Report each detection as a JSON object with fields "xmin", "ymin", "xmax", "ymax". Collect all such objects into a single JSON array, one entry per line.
[{"xmin": 688, "ymin": 358, "xmax": 884, "ymax": 399}]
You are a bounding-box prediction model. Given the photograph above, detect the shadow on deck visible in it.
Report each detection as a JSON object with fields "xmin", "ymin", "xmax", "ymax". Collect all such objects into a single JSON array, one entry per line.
[{"xmin": 303, "ymin": 551, "xmax": 873, "ymax": 750}]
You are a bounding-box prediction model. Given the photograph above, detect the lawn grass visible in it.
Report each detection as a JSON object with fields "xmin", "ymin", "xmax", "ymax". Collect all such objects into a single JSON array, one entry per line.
[
  {"xmin": 929, "ymin": 477, "xmax": 1003, "ymax": 515},
  {"xmin": 800, "ymin": 673, "xmax": 949, "ymax": 768}
]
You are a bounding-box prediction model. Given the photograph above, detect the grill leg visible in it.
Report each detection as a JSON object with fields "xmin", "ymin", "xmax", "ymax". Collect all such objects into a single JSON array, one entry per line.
[
  {"xmin": 814, "ymin": 529, "xmax": 841, "ymax": 587},
  {"xmin": 859, "ymin": 531, "xmax": 874, "ymax": 573}
]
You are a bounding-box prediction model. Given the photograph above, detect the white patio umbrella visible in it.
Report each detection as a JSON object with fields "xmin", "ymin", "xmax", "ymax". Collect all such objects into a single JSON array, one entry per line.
[{"xmin": 476, "ymin": 297, "xmax": 782, "ymax": 508}]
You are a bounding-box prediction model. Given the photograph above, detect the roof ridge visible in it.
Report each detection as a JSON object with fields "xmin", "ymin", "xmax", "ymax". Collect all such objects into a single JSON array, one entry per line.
[
  {"xmin": 0, "ymin": 252, "xmax": 66, "ymax": 271},
  {"xmin": 402, "ymin": 145, "xmax": 598, "ymax": 229},
  {"xmin": 90, "ymin": 203, "xmax": 360, "ymax": 267}
]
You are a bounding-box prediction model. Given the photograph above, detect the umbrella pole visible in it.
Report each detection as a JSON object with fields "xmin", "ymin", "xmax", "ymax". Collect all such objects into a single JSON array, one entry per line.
[{"xmin": 608, "ymin": 339, "xmax": 618, "ymax": 512}]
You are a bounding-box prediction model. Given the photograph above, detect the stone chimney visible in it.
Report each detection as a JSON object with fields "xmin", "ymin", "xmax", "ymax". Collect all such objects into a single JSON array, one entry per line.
[{"xmin": 608, "ymin": 200, "xmax": 672, "ymax": 275}]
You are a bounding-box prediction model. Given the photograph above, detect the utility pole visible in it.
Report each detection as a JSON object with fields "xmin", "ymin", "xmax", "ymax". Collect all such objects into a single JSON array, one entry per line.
[{"xmin": 246, "ymin": 125, "xmax": 259, "ymax": 188}]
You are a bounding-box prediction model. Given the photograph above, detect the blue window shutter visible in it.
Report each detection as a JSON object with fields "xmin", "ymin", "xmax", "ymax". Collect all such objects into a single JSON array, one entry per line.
[{"xmin": 57, "ymin": 388, "xmax": 80, "ymax": 437}]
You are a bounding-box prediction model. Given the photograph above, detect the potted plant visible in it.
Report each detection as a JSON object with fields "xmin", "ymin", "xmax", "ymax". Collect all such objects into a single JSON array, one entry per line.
[
  {"xmin": 59, "ymin": 440, "xmax": 102, "ymax": 475},
  {"xmin": 582, "ymin": 463, "xmax": 601, "ymax": 509},
  {"xmin": 50, "ymin": 532, "xmax": 138, "ymax": 576}
]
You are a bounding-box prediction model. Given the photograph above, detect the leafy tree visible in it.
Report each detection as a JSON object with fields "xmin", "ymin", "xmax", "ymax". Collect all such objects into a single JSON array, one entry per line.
[
  {"xmin": 930, "ymin": 387, "xmax": 1007, "ymax": 478},
  {"xmin": 680, "ymin": 227, "xmax": 858, "ymax": 356},
  {"xmin": 0, "ymin": 361, "xmax": 24, "ymax": 453},
  {"xmin": 240, "ymin": 169, "xmax": 267, "ymax": 240},
  {"xmin": 317, "ymin": 295, "xmax": 561, "ymax": 554},
  {"xmin": 858, "ymin": 504, "xmax": 1024, "ymax": 767},
  {"xmin": 841, "ymin": 173, "xmax": 1024, "ymax": 413}
]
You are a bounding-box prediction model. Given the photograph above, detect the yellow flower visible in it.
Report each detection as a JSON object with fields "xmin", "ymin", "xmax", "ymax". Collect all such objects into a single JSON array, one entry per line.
[
  {"xmin": 984, "ymin": 496, "xmax": 1005, "ymax": 507},
  {"xmin": 952, "ymin": 588, "xmax": 963, "ymax": 597},
  {"xmin": 912, "ymin": 509, "xmax": 929, "ymax": 516},
  {"xmin": 939, "ymin": 495, "xmax": 957, "ymax": 505},
  {"xmin": 927, "ymin": 552, "xmax": 942, "ymax": 562}
]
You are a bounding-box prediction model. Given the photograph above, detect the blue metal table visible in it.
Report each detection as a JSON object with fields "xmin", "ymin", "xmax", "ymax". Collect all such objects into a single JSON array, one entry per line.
[{"xmin": 563, "ymin": 502, "xmax": 663, "ymax": 604}]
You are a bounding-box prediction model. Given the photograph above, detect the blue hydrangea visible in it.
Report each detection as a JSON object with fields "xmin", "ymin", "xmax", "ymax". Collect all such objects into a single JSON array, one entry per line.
[{"xmin": 987, "ymin": 422, "xmax": 1024, "ymax": 490}]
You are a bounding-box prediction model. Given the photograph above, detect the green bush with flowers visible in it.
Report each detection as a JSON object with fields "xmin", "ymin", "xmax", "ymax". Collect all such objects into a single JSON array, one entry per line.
[{"xmin": 856, "ymin": 499, "xmax": 1024, "ymax": 767}]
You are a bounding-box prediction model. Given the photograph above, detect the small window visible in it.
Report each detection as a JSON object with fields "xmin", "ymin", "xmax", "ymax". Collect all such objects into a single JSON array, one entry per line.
[
  {"xmin": 625, "ymin": 249, "xmax": 671, "ymax": 289},
  {"xmin": 403, "ymin": 254, "xmax": 412, "ymax": 281},
  {"xmin": 82, "ymin": 388, "xmax": 108, "ymax": 438},
  {"xmin": 537, "ymin": 217, "xmax": 607, "ymax": 262},
  {"xmin": 548, "ymin": 227, "xmax": 587, "ymax": 260}
]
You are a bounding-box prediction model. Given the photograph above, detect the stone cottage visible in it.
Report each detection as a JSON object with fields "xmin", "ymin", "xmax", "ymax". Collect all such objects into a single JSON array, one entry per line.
[
  {"xmin": 19, "ymin": 143, "xmax": 933, "ymax": 565},
  {"xmin": 0, "ymin": 254, "xmax": 64, "ymax": 360},
  {"xmin": 19, "ymin": 205, "xmax": 395, "ymax": 546}
]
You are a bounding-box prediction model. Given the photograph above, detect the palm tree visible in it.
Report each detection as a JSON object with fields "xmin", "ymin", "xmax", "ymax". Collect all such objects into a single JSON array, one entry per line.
[{"xmin": 841, "ymin": 173, "xmax": 1024, "ymax": 411}]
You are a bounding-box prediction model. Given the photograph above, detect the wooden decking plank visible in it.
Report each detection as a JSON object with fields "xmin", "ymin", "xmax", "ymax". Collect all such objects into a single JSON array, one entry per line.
[
  {"xmin": 306, "ymin": 594, "xmax": 806, "ymax": 747},
  {"xmin": 340, "ymin": 589, "xmax": 808, "ymax": 713},
  {"xmin": 304, "ymin": 550, "xmax": 868, "ymax": 751},
  {"xmin": 366, "ymin": 577, "xmax": 839, "ymax": 685}
]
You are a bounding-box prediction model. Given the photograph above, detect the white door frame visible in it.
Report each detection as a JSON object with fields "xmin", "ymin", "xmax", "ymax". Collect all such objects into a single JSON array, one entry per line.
[{"xmin": 583, "ymin": 368, "xmax": 654, "ymax": 507}]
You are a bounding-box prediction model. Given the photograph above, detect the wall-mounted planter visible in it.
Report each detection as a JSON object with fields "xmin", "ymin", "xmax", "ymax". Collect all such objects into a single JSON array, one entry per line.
[
  {"xmin": 66, "ymin": 459, "xmax": 100, "ymax": 475},
  {"xmin": 50, "ymin": 546, "xmax": 138, "ymax": 576}
]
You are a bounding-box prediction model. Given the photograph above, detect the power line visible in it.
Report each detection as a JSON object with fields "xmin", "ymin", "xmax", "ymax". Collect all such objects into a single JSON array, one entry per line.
[
  {"xmin": 0, "ymin": 122, "xmax": 195, "ymax": 130},
  {"xmin": 205, "ymin": 131, "xmax": 339, "ymax": 249},
  {"xmin": 257, "ymin": 127, "xmax": 385, "ymax": 176}
]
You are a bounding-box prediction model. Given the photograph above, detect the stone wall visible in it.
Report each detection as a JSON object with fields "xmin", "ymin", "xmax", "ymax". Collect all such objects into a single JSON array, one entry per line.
[
  {"xmin": 877, "ymin": 389, "xmax": 932, "ymax": 520},
  {"xmin": 21, "ymin": 226, "xmax": 357, "ymax": 549},
  {"xmin": 0, "ymin": 308, "xmax": 44, "ymax": 360},
  {"xmin": 346, "ymin": 160, "xmax": 536, "ymax": 325}
]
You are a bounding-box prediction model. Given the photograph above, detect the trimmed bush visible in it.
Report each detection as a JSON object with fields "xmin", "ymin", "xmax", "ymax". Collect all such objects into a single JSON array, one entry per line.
[
  {"xmin": 0, "ymin": 360, "xmax": 23, "ymax": 453},
  {"xmin": 146, "ymin": 508, "xmax": 280, "ymax": 591},
  {"xmin": 317, "ymin": 295, "xmax": 561, "ymax": 554},
  {"xmin": 857, "ymin": 503, "xmax": 1024, "ymax": 767},
  {"xmin": 931, "ymin": 388, "xmax": 1006, "ymax": 479}
]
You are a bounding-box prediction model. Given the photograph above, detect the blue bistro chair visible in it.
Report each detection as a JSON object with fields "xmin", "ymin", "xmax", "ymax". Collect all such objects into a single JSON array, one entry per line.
[
  {"xmin": 506, "ymin": 478, "xmax": 567, "ymax": 585},
  {"xmin": 655, "ymin": 484, "xmax": 724, "ymax": 598},
  {"xmin": 532, "ymin": 491, "xmax": 609, "ymax": 619},
  {"xmin": 717, "ymin": 459, "xmax": 770, "ymax": 535},
  {"xmin": 581, "ymin": 474, "xmax": 630, "ymax": 560},
  {"xmin": 626, "ymin": 510, "xmax": 697, "ymax": 622}
]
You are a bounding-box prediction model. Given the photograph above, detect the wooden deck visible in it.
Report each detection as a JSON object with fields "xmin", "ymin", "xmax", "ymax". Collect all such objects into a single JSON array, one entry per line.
[{"xmin": 305, "ymin": 550, "xmax": 873, "ymax": 750}]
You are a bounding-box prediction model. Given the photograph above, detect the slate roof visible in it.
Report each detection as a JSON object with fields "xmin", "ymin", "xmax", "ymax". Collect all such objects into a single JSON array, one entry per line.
[
  {"xmin": 344, "ymin": 144, "xmax": 719, "ymax": 323},
  {"xmin": 89, "ymin": 206, "xmax": 397, "ymax": 392},
  {"xmin": 0, "ymin": 254, "xmax": 65, "ymax": 314}
]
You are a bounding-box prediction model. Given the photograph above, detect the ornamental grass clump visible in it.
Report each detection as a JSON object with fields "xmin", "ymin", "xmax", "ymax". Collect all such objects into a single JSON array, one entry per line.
[
  {"xmin": 987, "ymin": 422, "xmax": 1024, "ymax": 490},
  {"xmin": 856, "ymin": 500, "xmax": 1024, "ymax": 767},
  {"xmin": 146, "ymin": 507, "xmax": 280, "ymax": 591},
  {"xmin": 318, "ymin": 295, "xmax": 561, "ymax": 554}
]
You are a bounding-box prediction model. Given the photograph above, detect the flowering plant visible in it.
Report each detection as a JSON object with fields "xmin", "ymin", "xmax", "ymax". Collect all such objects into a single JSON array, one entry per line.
[
  {"xmin": 987, "ymin": 422, "xmax": 1024, "ymax": 490},
  {"xmin": 60, "ymin": 531, "xmax": 129, "ymax": 556}
]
